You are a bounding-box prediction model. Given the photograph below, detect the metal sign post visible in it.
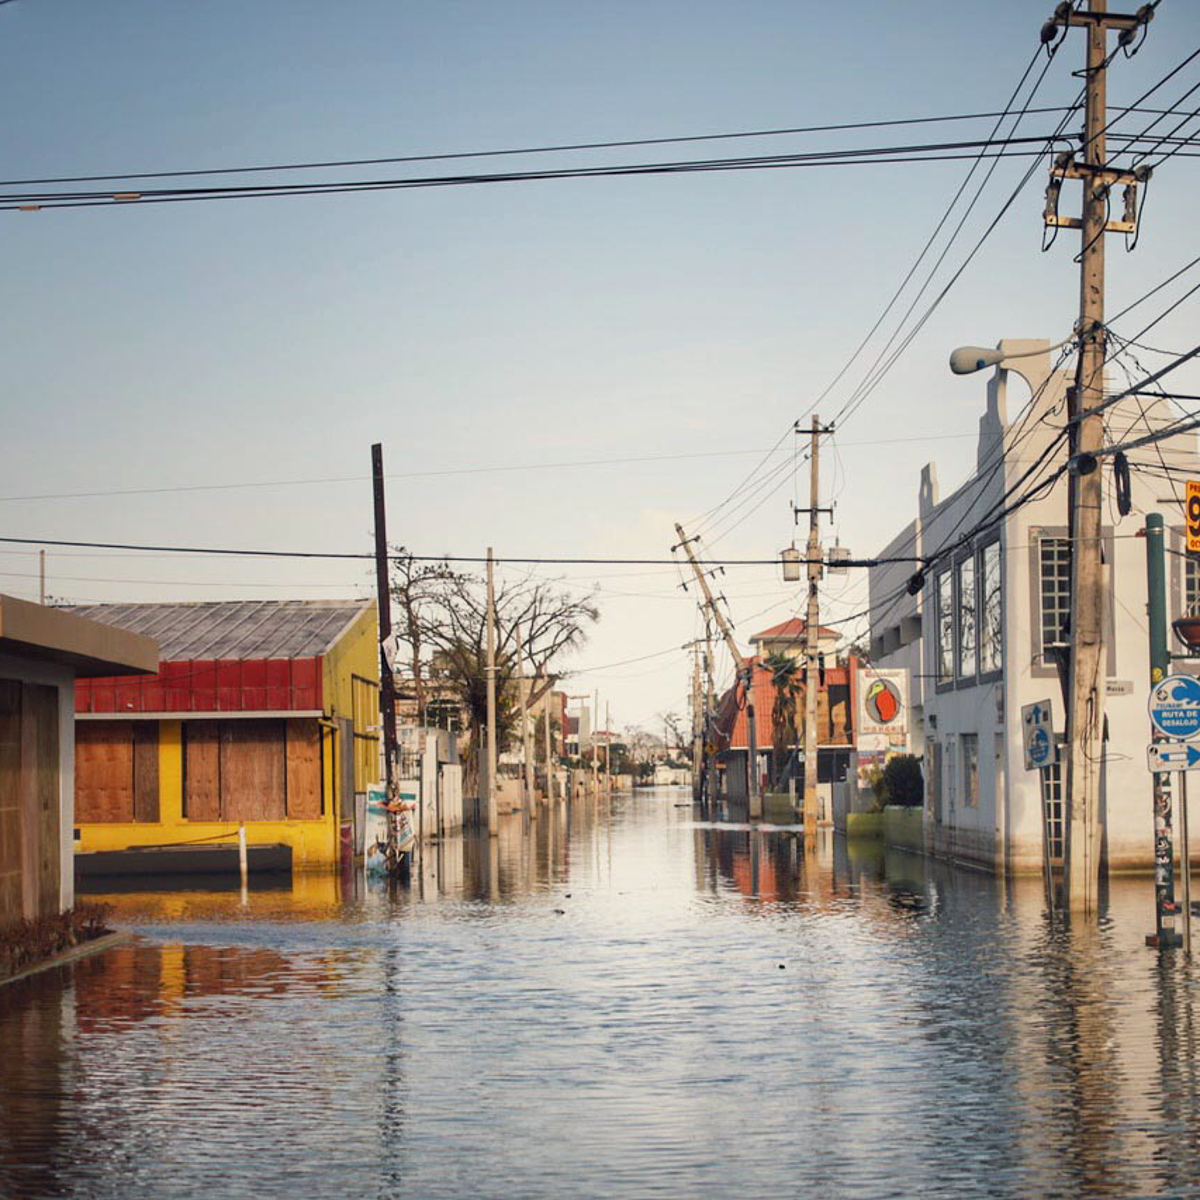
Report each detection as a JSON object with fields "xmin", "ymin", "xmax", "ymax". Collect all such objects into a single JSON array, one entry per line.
[{"xmin": 1181, "ymin": 771, "xmax": 1193, "ymax": 957}]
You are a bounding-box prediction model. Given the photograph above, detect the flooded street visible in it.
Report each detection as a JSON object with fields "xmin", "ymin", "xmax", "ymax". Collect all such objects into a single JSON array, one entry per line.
[{"xmin": 4, "ymin": 789, "xmax": 1200, "ymax": 1198}]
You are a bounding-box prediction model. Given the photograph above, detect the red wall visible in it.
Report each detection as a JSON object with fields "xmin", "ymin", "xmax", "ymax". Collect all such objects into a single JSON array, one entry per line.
[{"xmin": 76, "ymin": 657, "xmax": 324, "ymax": 714}]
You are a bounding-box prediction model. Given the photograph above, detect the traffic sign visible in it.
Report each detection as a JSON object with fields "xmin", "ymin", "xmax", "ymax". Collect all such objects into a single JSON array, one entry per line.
[
  {"xmin": 1147, "ymin": 741, "xmax": 1200, "ymax": 773},
  {"xmin": 1021, "ymin": 699, "xmax": 1058, "ymax": 771},
  {"xmin": 1149, "ymin": 674, "xmax": 1200, "ymax": 740},
  {"xmin": 1188, "ymin": 480, "xmax": 1200, "ymax": 553}
]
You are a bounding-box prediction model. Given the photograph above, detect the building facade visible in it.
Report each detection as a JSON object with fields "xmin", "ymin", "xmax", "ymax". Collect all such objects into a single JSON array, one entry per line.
[
  {"xmin": 69, "ymin": 600, "xmax": 378, "ymax": 870},
  {"xmin": 1, "ymin": 595, "xmax": 156, "ymax": 924},
  {"xmin": 867, "ymin": 340, "xmax": 1200, "ymax": 873}
]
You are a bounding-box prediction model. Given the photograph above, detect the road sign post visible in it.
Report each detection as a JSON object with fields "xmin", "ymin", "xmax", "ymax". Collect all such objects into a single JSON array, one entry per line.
[{"xmin": 1023, "ymin": 700, "xmax": 1058, "ymax": 910}]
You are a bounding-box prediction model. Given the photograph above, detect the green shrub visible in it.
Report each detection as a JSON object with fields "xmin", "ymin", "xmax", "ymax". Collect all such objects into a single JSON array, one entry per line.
[{"xmin": 882, "ymin": 754, "xmax": 924, "ymax": 807}]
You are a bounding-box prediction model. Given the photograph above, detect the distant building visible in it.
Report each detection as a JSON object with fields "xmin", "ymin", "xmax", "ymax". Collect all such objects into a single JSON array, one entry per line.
[
  {"xmin": 749, "ymin": 618, "xmax": 843, "ymax": 661},
  {"xmin": 68, "ymin": 600, "xmax": 378, "ymax": 870},
  {"xmin": 1, "ymin": 595, "xmax": 156, "ymax": 926}
]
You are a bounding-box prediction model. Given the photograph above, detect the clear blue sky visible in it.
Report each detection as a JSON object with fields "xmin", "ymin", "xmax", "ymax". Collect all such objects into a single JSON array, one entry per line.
[{"xmin": 2, "ymin": 0, "xmax": 1198, "ymax": 727}]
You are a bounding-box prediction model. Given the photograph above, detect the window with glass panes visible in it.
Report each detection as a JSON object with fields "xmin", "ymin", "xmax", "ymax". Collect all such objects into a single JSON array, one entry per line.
[
  {"xmin": 937, "ymin": 571, "xmax": 954, "ymax": 684},
  {"xmin": 957, "ymin": 556, "xmax": 977, "ymax": 679},
  {"xmin": 979, "ymin": 541, "xmax": 1002, "ymax": 674},
  {"xmin": 961, "ymin": 733, "xmax": 979, "ymax": 807},
  {"xmin": 1185, "ymin": 553, "xmax": 1200, "ymax": 617},
  {"xmin": 1038, "ymin": 536, "xmax": 1071, "ymax": 664}
]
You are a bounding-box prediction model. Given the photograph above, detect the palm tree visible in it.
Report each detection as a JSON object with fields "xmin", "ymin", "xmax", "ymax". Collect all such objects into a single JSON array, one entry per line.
[{"xmin": 764, "ymin": 651, "xmax": 801, "ymax": 790}]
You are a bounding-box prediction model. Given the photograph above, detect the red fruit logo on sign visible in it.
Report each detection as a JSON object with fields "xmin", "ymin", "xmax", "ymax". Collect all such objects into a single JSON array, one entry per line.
[{"xmin": 866, "ymin": 679, "xmax": 901, "ymax": 724}]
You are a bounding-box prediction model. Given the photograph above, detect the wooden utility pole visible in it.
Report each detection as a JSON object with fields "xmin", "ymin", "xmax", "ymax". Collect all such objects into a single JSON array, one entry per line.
[
  {"xmin": 39, "ymin": 550, "xmax": 45, "ymax": 606},
  {"xmin": 544, "ymin": 696, "xmax": 554, "ymax": 803},
  {"xmin": 691, "ymin": 644, "xmax": 704, "ymax": 803},
  {"xmin": 605, "ymin": 700, "xmax": 612, "ymax": 793},
  {"xmin": 593, "ymin": 688, "xmax": 600, "ymax": 798},
  {"xmin": 485, "ymin": 547, "xmax": 498, "ymax": 835},
  {"xmin": 1046, "ymin": 1, "xmax": 1152, "ymax": 914},
  {"xmin": 515, "ymin": 621, "xmax": 534, "ymax": 818},
  {"xmin": 371, "ymin": 444, "xmax": 399, "ymax": 823},
  {"xmin": 675, "ymin": 522, "xmax": 761, "ymax": 819},
  {"xmin": 801, "ymin": 418, "xmax": 824, "ymax": 844}
]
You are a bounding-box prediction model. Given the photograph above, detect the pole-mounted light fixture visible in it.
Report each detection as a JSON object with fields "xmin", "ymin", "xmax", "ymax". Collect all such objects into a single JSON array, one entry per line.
[{"xmin": 948, "ymin": 330, "xmax": 1076, "ymax": 376}]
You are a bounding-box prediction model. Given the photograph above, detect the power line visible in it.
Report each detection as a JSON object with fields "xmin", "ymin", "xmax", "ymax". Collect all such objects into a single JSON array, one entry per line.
[{"xmin": 0, "ymin": 533, "xmax": 922, "ymax": 567}]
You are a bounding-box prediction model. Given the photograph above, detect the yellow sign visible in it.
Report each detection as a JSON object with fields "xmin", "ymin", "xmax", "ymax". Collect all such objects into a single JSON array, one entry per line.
[{"xmin": 1189, "ymin": 481, "xmax": 1200, "ymax": 554}]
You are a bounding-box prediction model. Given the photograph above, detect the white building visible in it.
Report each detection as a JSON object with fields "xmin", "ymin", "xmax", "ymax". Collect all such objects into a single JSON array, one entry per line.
[{"xmin": 867, "ymin": 339, "xmax": 1200, "ymax": 874}]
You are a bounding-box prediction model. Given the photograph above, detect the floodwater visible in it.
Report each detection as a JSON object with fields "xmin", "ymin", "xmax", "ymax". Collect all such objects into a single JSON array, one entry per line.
[{"xmin": 3, "ymin": 791, "xmax": 1200, "ymax": 1199}]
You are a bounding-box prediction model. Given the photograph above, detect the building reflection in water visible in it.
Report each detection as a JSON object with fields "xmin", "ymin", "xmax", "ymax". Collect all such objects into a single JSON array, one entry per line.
[{"xmin": 3, "ymin": 794, "xmax": 1200, "ymax": 1196}]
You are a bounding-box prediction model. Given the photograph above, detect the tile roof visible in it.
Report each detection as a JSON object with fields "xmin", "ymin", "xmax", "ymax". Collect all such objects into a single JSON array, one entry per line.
[
  {"xmin": 62, "ymin": 599, "xmax": 372, "ymax": 661},
  {"xmin": 751, "ymin": 617, "xmax": 842, "ymax": 643}
]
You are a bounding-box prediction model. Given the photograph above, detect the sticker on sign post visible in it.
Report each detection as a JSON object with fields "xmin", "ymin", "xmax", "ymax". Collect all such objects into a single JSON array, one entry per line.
[
  {"xmin": 1149, "ymin": 675, "xmax": 1200, "ymax": 740},
  {"xmin": 1021, "ymin": 699, "xmax": 1057, "ymax": 771}
]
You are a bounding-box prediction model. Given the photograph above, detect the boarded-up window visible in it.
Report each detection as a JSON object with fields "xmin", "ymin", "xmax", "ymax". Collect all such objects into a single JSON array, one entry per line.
[
  {"xmin": 76, "ymin": 721, "xmax": 160, "ymax": 824},
  {"xmin": 285, "ymin": 719, "xmax": 321, "ymax": 819},
  {"xmin": 219, "ymin": 720, "xmax": 285, "ymax": 821},
  {"xmin": 0, "ymin": 678, "xmax": 60, "ymax": 924},
  {"xmin": 183, "ymin": 722, "xmax": 221, "ymax": 821},
  {"xmin": 183, "ymin": 718, "xmax": 322, "ymax": 823}
]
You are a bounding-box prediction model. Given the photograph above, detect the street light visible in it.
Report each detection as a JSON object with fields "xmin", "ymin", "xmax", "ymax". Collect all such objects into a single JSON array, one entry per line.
[{"xmin": 948, "ymin": 330, "xmax": 1076, "ymax": 376}]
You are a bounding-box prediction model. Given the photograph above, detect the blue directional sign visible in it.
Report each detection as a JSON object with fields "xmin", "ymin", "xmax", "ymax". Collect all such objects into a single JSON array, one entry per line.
[
  {"xmin": 1148, "ymin": 674, "xmax": 1200, "ymax": 740},
  {"xmin": 1021, "ymin": 699, "xmax": 1058, "ymax": 771},
  {"xmin": 1147, "ymin": 740, "xmax": 1200, "ymax": 773}
]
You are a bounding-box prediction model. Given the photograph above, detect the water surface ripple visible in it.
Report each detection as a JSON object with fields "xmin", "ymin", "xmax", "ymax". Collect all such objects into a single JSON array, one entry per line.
[{"xmin": 3, "ymin": 791, "xmax": 1200, "ymax": 1198}]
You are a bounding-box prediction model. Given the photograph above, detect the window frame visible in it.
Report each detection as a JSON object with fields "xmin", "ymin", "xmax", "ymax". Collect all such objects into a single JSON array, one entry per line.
[
  {"xmin": 955, "ymin": 552, "xmax": 978, "ymax": 686},
  {"xmin": 935, "ymin": 568, "xmax": 955, "ymax": 692},
  {"xmin": 977, "ymin": 537, "xmax": 1003, "ymax": 682}
]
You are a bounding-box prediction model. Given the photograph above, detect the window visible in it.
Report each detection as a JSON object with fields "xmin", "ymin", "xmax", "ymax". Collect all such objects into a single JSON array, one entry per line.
[
  {"xmin": 979, "ymin": 541, "xmax": 1002, "ymax": 675},
  {"xmin": 961, "ymin": 733, "xmax": 979, "ymax": 808},
  {"xmin": 1185, "ymin": 553, "xmax": 1200, "ymax": 617},
  {"xmin": 936, "ymin": 571, "xmax": 954, "ymax": 684},
  {"xmin": 957, "ymin": 556, "xmax": 977, "ymax": 680},
  {"xmin": 1038, "ymin": 536, "xmax": 1071, "ymax": 664},
  {"xmin": 1041, "ymin": 758, "xmax": 1064, "ymax": 860}
]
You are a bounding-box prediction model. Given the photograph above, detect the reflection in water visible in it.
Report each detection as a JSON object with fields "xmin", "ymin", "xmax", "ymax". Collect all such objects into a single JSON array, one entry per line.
[{"xmin": 3, "ymin": 790, "xmax": 1200, "ymax": 1198}]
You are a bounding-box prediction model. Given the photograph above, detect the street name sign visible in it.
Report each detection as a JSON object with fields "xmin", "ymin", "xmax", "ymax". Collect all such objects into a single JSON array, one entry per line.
[
  {"xmin": 1021, "ymin": 699, "xmax": 1057, "ymax": 771},
  {"xmin": 1148, "ymin": 674, "xmax": 1200, "ymax": 740},
  {"xmin": 1188, "ymin": 480, "xmax": 1200, "ymax": 553},
  {"xmin": 1147, "ymin": 741, "xmax": 1200, "ymax": 773}
]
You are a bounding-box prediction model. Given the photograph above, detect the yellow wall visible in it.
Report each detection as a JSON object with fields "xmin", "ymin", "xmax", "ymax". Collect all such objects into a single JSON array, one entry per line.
[
  {"xmin": 321, "ymin": 603, "xmax": 381, "ymax": 800},
  {"xmin": 75, "ymin": 603, "xmax": 379, "ymax": 871}
]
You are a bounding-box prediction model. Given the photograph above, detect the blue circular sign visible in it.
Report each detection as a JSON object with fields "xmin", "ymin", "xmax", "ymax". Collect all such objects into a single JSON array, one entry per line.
[
  {"xmin": 1149, "ymin": 674, "xmax": 1200, "ymax": 739},
  {"xmin": 1029, "ymin": 727, "xmax": 1051, "ymax": 765}
]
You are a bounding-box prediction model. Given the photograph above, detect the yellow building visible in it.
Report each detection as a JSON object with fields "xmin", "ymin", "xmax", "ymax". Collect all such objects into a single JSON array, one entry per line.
[{"xmin": 68, "ymin": 600, "xmax": 379, "ymax": 871}]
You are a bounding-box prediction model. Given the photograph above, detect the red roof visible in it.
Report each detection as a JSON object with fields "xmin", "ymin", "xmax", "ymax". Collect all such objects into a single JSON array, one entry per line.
[
  {"xmin": 751, "ymin": 618, "xmax": 841, "ymax": 643},
  {"xmin": 715, "ymin": 655, "xmax": 854, "ymax": 751}
]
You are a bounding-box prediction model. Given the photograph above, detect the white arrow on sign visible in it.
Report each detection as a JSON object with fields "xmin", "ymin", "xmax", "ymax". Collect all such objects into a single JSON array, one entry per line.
[{"xmin": 1147, "ymin": 741, "xmax": 1200, "ymax": 773}]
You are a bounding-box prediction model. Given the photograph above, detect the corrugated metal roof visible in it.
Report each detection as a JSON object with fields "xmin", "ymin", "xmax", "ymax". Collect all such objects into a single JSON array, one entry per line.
[{"xmin": 62, "ymin": 599, "xmax": 372, "ymax": 661}]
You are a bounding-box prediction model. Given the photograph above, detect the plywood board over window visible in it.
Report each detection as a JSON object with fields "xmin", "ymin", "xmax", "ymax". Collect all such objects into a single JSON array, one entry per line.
[
  {"xmin": 76, "ymin": 721, "xmax": 160, "ymax": 824},
  {"xmin": 184, "ymin": 722, "xmax": 221, "ymax": 821},
  {"xmin": 220, "ymin": 720, "xmax": 285, "ymax": 822},
  {"xmin": 285, "ymin": 719, "xmax": 321, "ymax": 819},
  {"xmin": 76, "ymin": 721, "xmax": 134, "ymax": 824}
]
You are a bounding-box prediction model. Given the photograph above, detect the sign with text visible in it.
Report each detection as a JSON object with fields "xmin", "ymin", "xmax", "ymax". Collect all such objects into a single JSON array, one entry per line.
[
  {"xmin": 1021, "ymin": 699, "xmax": 1057, "ymax": 771},
  {"xmin": 1189, "ymin": 480, "xmax": 1200, "ymax": 553},
  {"xmin": 856, "ymin": 668, "xmax": 908, "ymax": 753},
  {"xmin": 1149, "ymin": 674, "xmax": 1200, "ymax": 740}
]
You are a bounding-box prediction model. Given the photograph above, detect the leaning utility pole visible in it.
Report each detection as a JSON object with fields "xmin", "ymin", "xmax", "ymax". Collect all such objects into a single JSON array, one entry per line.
[
  {"xmin": 796, "ymin": 417, "xmax": 832, "ymax": 844},
  {"xmin": 674, "ymin": 522, "xmax": 761, "ymax": 819},
  {"xmin": 371, "ymin": 445, "xmax": 399, "ymax": 820},
  {"xmin": 485, "ymin": 547, "xmax": 498, "ymax": 835},
  {"xmin": 1045, "ymin": 0, "xmax": 1153, "ymax": 914}
]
